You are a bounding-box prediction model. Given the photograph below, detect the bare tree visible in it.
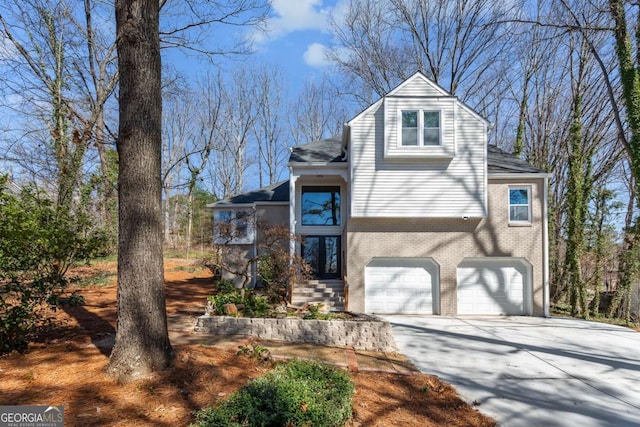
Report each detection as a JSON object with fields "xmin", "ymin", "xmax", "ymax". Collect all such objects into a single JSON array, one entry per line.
[
  {"xmin": 289, "ymin": 76, "xmax": 349, "ymax": 146},
  {"xmin": 329, "ymin": 0, "xmax": 514, "ymax": 105},
  {"xmin": 211, "ymin": 68, "xmax": 256, "ymax": 198},
  {"xmin": 158, "ymin": 0, "xmax": 268, "ymax": 56},
  {"xmin": 161, "ymin": 77, "xmax": 193, "ymax": 246},
  {"xmin": 0, "ymin": 0, "xmax": 118, "ymax": 212},
  {"xmin": 252, "ymin": 64, "xmax": 288, "ymax": 187}
]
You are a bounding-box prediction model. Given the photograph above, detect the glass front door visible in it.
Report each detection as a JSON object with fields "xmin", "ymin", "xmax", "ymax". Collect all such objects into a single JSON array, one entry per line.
[{"xmin": 302, "ymin": 236, "xmax": 341, "ymax": 279}]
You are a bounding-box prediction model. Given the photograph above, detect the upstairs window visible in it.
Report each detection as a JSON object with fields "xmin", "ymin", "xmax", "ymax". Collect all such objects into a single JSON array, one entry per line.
[
  {"xmin": 214, "ymin": 208, "xmax": 255, "ymax": 244},
  {"xmin": 423, "ymin": 111, "xmax": 440, "ymax": 146},
  {"xmin": 401, "ymin": 110, "xmax": 441, "ymax": 146},
  {"xmin": 301, "ymin": 186, "xmax": 341, "ymax": 226},
  {"xmin": 509, "ymin": 186, "xmax": 531, "ymax": 223}
]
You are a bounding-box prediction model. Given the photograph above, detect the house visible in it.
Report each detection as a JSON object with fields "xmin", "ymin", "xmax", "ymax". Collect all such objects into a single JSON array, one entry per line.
[{"xmin": 209, "ymin": 71, "xmax": 550, "ymax": 316}]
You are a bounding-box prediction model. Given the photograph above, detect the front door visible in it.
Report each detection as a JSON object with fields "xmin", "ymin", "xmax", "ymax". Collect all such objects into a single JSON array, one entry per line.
[{"xmin": 302, "ymin": 236, "xmax": 341, "ymax": 279}]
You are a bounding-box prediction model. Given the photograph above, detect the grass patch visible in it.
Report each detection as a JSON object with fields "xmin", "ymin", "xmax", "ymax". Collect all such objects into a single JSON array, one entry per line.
[
  {"xmin": 164, "ymin": 248, "xmax": 212, "ymax": 260},
  {"xmin": 74, "ymin": 271, "xmax": 116, "ymax": 288},
  {"xmin": 192, "ymin": 359, "xmax": 354, "ymax": 427}
]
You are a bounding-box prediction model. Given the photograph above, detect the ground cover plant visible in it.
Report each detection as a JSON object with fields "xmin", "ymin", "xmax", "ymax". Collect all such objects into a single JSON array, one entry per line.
[{"xmin": 192, "ymin": 359, "xmax": 354, "ymax": 427}]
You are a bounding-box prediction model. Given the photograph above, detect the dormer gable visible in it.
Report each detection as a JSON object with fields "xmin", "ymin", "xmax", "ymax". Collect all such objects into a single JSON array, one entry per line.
[{"xmin": 349, "ymin": 71, "xmax": 488, "ymax": 161}]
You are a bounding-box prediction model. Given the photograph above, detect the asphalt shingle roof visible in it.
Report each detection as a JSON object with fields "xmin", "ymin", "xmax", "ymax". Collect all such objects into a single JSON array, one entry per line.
[
  {"xmin": 213, "ymin": 180, "xmax": 289, "ymax": 206},
  {"xmin": 487, "ymin": 145, "xmax": 547, "ymax": 174},
  {"xmin": 288, "ymin": 138, "xmax": 346, "ymax": 163}
]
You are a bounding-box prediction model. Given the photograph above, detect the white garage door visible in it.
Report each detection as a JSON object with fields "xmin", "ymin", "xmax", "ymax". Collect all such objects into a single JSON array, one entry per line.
[
  {"xmin": 365, "ymin": 258, "xmax": 439, "ymax": 314},
  {"xmin": 457, "ymin": 258, "xmax": 531, "ymax": 315}
]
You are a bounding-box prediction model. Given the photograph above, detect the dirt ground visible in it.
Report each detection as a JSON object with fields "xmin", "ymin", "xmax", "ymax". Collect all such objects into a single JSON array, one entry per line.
[{"xmin": 0, "ymin": 259, "xmax": 495, "ymax": 427}]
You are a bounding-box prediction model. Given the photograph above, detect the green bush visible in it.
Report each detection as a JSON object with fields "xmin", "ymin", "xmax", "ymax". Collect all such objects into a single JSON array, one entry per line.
[
  {"xmin": 207, "ymin": 288, "xmax": 270, "ymax": 318},
  {"xmin": 0, "ymin": 176, "xmax": 105, "ymax": 353},
  {"xmin": 192, "ymin": 360, "xmax": 354, "ymax": 427}
]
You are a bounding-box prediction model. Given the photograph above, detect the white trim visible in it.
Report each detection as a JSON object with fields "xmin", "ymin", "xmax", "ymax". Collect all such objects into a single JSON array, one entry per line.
[
  {"xmin": 483, "ymin": 125, "xmax": 488, "ymax": 216},
  {"xmin": 348, "ymin": 98, "xmax": 383, "ymax": 126},
  {"xmin": 489, "ymin": 173, "xmax": 552, "ymax": 179},
  {"xmin": 254, "ymin": 201, "xmax": 289, "ymax": 206},
  {"xmin": 387, "ymin": 72, "xmax": 450, "ymax": 97},
  {"xmin": 289, "ymin": 170, "xmax": 297, "ymax": 261},
  {"xmin": 287, "ymin": 162, "xmax": 349, "ymax": 168},
  {"xmin": 543, "ymin": 176, "xmax": 550, "ymax": 317},
  {"xmin": 508, "ymin": 185, "xmax": 533, "ymax": 225},
  {"xmin": 209, "ymin": 202, "xmax": 255, "ymax": 208},
  {"xmin": 397, "ymin": 109, "xmax": 443, "ymax": 148}
]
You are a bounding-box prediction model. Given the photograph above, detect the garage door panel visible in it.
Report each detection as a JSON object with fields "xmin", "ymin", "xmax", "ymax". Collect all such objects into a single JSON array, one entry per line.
[
  {"xmin": 457, "ymin": 259, "xmax": 530, "ymax": 315},
  {"xmin": 365, "ymin": 259, "xmax": 439, "ymax": 314}
]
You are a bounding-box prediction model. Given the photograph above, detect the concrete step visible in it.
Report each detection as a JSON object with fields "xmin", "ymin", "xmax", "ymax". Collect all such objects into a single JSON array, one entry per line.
[
  {"xmin": 297, "ymin": 281, "xmax": 344, "ymax": 291},
  {"xmin": 294, "ymin": 289, "xmax": 341, "ymax": 298},
  {"xmin": 292, "ymin": 280, "xmax": 345, "ymax": 311}
]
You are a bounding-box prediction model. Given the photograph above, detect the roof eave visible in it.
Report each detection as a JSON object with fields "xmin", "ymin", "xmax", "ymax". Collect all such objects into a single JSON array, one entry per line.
[
  {"xmin": 287, "ymin": 161, "xmax": 348, "ymax": 168},
  {"xmin": 489, "ymin": 172, "xmax": 551, "ymax": 179}
]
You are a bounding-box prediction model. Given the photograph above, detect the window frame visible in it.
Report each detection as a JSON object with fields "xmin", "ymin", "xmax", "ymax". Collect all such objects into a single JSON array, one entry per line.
[
  {"xmin": 399, "ymin": 109, "xmax": 442, "ymax": 147},
  {"xmin": 301, "ymin": 185, "xmax": 341, "ymax": 226},
  {"xmin": 508, "ymin": 186, "xmax": 532, "ymax": 225},
  {"xmin": 213, "ymin": 208, "xmax": 255, "ymax": 244}
]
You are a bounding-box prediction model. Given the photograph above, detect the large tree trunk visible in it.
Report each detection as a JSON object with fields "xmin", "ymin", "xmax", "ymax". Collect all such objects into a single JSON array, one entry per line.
[{"xmin": 107, "ymin": 0, "xmax": 173, "ymax": 381}]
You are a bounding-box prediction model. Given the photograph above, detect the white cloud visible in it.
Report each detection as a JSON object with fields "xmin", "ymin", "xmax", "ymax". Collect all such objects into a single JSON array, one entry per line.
[
  {"xmin": 267, "ymin": 0, "xmax": 330, "ymax": 37},
  {"xmin": 303, "ymin": 42, "xmax": 330, "ymax": 68},
  {"xmin": 252, "ymin": 0, "xmax": 350, "ymax": 44}
]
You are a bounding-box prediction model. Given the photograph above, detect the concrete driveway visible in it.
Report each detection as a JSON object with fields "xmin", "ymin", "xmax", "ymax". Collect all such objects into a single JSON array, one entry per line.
[{"xmin": 382, "ymin": 316, "xmax": 640, "ymax": 427}]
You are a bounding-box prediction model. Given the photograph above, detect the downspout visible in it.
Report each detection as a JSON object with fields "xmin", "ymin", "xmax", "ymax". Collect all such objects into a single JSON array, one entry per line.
[{"xmin": 543, "ymin": 176, "xmax": 550, "ymax": 317}]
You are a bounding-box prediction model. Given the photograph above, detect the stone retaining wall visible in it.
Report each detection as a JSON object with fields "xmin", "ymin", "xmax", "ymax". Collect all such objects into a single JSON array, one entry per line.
[{"xmin": 194, "ymin": 315, "xmax": 397, "ymax": 352}]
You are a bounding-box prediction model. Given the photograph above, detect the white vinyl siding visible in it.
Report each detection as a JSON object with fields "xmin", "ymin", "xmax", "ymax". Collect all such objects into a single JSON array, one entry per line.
[
  {"xmin": 350, "ymin": 98, "xmax": 487, "ymax": 218},
  {"xmin": 395, "ymin": 75, "xmax": 448, "ymax": 97}
]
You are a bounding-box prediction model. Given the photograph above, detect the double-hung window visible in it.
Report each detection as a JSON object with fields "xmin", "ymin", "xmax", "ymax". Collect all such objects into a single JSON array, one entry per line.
[
  {"xmin": 214, "ymin": 208, "xmax": 255, "ymax": 244},
  {"xmin": 509, "ymin": 186, "xmax": 531, "ymax": 224},
  {"xmin": 401, "ymin": 110, "xmax": 441, "ymax": 146}
]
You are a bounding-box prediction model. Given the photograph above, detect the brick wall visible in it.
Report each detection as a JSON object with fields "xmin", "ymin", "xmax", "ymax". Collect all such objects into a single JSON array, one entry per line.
[{"xmin": 346, "ymin": 178, "xmax": 546, "ymax": 316}]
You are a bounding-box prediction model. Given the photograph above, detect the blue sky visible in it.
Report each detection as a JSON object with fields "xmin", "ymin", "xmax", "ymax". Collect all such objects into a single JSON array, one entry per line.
[{"xmin": 166, "ymin": 0, "xmax": 346, "ymax": 95}]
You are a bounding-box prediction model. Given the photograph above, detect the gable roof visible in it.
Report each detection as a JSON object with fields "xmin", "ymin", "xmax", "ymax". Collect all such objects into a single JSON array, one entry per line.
[
  {"xmin": 487, "ymin": 145, "xmax": 547, "ymax": 174},
  {"xmin": 348, "ymin": 71, "xmax": 489, "ymax": 126},
  {"xmin": 211, "ymin": 180, "xmax": 289, "ymax": 206},
  {"xmin": 288, "ymin": 138, "xmax": 346, "ymax": 164}
]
